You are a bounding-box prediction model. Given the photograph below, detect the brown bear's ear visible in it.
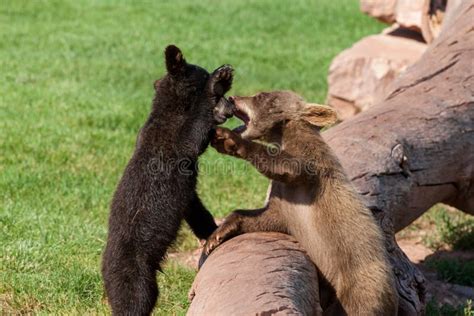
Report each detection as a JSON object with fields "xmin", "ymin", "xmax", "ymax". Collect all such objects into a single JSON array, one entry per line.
[
  {"xmin": 300, "ymin": 103, "xmax": 338, "ymax": 127},
  {"xmin": 165, "ymin": 45, "xmax": 186, "ymax": 75}
]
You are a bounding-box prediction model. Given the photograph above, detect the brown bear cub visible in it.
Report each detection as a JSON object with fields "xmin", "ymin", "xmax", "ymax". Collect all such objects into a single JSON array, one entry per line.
[
  {"xmin": 202, "ymin": 91, "xmax": 398, "ymax": 315},
  {"xmin": 102, "ymin": 45, "xmax": 234, "ymax": 316}
]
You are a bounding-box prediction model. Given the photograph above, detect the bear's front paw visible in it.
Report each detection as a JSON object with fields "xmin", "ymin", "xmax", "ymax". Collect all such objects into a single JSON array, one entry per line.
[
  {"xmin": 199, "ymin": 218, "xmax": 240, "ymax": 267},
  {"xmin": 208, "ymin": 65, "xmax": 233, "ymax": 97},
  {"xmin": 211, "ymin": 127, "xmax": 249, "ymax": 158}
]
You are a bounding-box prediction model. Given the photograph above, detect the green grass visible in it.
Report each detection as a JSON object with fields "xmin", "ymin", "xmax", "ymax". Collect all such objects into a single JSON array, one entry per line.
[
  {"xmin": 398, "ymin": 205, "xmax": 474, "ymax": 315},
  {"xmin": 423, "ymin": 205, "xmax": 474, "ymax": 251},
  {"xmin": 427, "ymin": 299, "xmax": 473, "ymax": 316},
  {"xmin": 398, "ymin": 204, "xmax": 474, "ymax": 252},
  {"xmin": 426, "ymin": 259, "xmax": 474, "ymax": 287},
  {"xmin": 0, "ymin": 0, "xmax": 388, "ymax": 314}
]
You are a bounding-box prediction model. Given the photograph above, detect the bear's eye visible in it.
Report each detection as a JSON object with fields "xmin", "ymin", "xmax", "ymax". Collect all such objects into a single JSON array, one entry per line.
[{"xmin": 182, "ymin": 83, "xmax": 197, "ymax": 94}]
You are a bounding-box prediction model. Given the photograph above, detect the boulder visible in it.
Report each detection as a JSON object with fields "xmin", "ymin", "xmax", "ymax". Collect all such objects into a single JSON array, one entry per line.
[{"xmin": 326, "ymin": 33, "xmax": 426, "ymax": 120}]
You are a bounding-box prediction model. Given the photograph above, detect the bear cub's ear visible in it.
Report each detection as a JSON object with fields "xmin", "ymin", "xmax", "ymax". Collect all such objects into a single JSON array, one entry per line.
[
  {"xmin": 301, "ymin": 103, "xmax": 338, "ymax": 127},
  {"xmin": 165, "ymin": 45, "xmax": 187, "ymax": 75}
]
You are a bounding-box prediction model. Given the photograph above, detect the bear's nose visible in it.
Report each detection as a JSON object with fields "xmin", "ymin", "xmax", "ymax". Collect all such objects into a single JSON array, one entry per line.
[{"xmin": 228, "ymin": 96, "xmax": 235, "ymax": 103}]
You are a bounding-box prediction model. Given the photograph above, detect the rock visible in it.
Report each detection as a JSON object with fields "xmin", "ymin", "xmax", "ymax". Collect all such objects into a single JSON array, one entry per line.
[
  {"xmin": 360, "ymin": 0, "xmax": 458, "ymax": 44},
  {"xmin": 360, "ymin": 0, "xmax": 425, "ymax": 31},
  {"xmin": 395, "ymin": 0, "xmax": 425, "ymax": 31},
  {"xmin": 360, "ymin": 0, "xmax": 397, "ymax": 24},
  {"xmin": 326, "ymin": 33, "xmax": 426, "ymax": 120},
  {"xmin": 421, "ymin": 0, "xmax": 464, "ymax": 43}
]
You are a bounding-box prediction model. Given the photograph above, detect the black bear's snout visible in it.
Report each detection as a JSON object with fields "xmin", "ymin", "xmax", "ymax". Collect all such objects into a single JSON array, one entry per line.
[
  {"xmin": 213, "ymin": 97, "xmax": 235, "ymax": 124},
  {"xmin": 222, "ymin": 97, "xmax": 235, "ymax": 116}
]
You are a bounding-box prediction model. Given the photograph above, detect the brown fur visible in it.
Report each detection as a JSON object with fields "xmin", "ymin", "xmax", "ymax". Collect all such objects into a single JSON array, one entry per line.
[{"xmin": 201, "ymin": 91, "xmax": 398, "ymax": 315}]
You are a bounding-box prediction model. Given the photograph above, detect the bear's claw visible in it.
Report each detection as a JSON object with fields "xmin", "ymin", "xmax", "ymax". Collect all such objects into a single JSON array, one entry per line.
[
  {"xmin": 208, "ymin": 65, "xmax": 233, "ymax": 97},
  {"xmin": 212, "ymin": 127, "xmax": 248, "ymax": 158}
]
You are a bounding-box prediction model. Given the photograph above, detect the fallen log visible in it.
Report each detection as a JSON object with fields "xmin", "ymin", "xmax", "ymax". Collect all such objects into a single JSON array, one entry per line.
[
  {"xmin": 188, "ymin": 1, "xmax": 473, "ymax": 314},
  {"xmin": 187, "ymin": 233, "xmax": 323, "ymax": 316}
]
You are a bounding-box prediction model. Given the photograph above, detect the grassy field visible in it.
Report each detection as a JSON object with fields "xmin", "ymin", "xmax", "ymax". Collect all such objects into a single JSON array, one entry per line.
[{"xmin": 1, "ymin": 0, "xmax": 471, "ymax": 315}]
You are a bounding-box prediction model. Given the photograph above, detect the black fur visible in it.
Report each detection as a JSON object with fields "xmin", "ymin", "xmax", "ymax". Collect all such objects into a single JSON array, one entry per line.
[{"xmin": 102, "ymin": 45, "xmax": 233, "ymax": 316}]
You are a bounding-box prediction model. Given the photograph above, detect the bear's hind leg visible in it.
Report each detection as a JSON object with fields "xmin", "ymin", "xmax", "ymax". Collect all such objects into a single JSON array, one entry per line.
[{"xmin": 103, "ymin": 247, "xmax": 161, "ymax": 316}]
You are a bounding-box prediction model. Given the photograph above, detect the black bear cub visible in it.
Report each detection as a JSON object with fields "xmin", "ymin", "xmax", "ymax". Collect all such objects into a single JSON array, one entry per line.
[{"xmin": 102, "ymin": 45, "xmax": 233, "ymax": 316}]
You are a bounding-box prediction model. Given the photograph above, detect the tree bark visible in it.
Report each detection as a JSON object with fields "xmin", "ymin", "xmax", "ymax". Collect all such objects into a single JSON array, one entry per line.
[{"xmin": 188, "ymin": 1, "xmax": 473, "ymax": 314}]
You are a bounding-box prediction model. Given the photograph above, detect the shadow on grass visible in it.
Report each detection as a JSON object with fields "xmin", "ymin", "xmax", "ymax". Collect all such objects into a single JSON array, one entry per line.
[{"xmin": 421, "ymin": 250, "xmax": 474, "ymax": 316}]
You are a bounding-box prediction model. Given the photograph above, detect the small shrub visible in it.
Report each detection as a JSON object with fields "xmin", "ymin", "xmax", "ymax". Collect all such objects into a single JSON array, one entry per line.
[
  {"xmin": 422, "ymin": 205, "xmax": 474, "ymax": 251},
  {"xmin": 425, "ymin": 258, "xmax": 474, "ymax": 287},
  {"xmin": 426, "ymin": 299, "xmax": 473, "ymax": 316},
  {"xmin": 465, "ymin": 300, "xmax": 473, "ymax": 316}
]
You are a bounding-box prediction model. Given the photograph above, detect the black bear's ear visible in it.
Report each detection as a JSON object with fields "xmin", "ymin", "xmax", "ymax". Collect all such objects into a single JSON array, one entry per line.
[{"xmin": 165, "ymin": 45, "xmax": 186, "ymax": 75}]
